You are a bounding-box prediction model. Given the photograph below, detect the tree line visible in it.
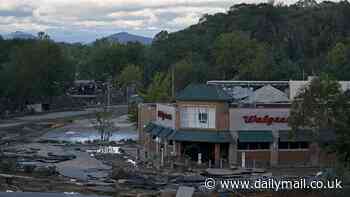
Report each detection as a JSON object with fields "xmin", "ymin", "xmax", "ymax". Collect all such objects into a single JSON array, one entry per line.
[
  {"xmin": 2, "ymin": 1, "xmax": 350, "ymax": 108},
  {"xmin": 150, "ymin": 0, "xmax": 350, "ymax": 86},
  {"xmin": 290, "ymin": 75, "xmax": 350, "ymax": 173}
]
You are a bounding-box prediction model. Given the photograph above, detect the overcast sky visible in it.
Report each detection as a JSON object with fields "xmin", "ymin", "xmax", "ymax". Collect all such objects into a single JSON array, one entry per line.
[{"xmin": 0, "ymin": 0, "xmax": 330, "ymax": 43}]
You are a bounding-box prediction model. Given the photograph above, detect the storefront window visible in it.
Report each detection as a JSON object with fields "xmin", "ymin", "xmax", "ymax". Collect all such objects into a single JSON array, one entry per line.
[
  {"xmin": 278, "ymin": 141, "xmax": 309, "ymax": 149},
  {"xmin": 290, "ymin": 142, "xmax": 299, "ymax": 149},
  {"xmin": 238, "ymin": 142, "xmax": 270, "ymax": 150},
  {"xmin": 279, "ymin": 142, "xmax": 289, "ymax": 149},
  {"xmin": 180, "ymin": 106, "xmax": 215, "ymax": 129},
  {"xmin": 198, "ymin": 112, "xmax": 208, "ymax": 123},
  {"xmin": 299, "ymin": 142, "xmax": 309, "ymax": 149}
]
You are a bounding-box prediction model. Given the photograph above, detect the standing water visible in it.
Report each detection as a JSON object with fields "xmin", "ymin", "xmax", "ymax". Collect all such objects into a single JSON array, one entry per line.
[{"xmin": 42, "ymin": 115, "xmax": 138, "ymax": 143}]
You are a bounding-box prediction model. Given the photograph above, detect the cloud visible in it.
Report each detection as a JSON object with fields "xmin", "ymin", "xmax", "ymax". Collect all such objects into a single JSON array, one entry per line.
[
  {"xmin": 0, "ymin": 0, "xmax": 332, "ymax": 42},
  {"xmin": 0, "ymin": 6, "xmax": 33, "ymax": 18}
]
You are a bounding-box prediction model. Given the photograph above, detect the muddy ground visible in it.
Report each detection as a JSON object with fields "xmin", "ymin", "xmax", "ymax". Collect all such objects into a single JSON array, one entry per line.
[
  {"xmin": 0, "ymin": 106, "xmax": 140, "ymax": 196},
  {"xmin": 1, "ymin": 107, "xmax": 349, "ymax": 197}
]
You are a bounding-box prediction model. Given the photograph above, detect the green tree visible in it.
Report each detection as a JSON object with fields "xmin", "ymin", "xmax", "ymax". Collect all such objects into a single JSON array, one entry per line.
[
  {"xmin": 289, "ymin": 75, "xmax": 350, "ymax": 166},
  {"xmin": 295, "ymin": 0, "xmax": 318, "ymax": 8},
  {"xmin": 38, "ymin": 32, "xmax": 50, "ymax": 40},
  {"xmin": 83, "ymin": 40, "xmax": 146, "ymax": 80},
  {"xmin": 93, "ymin": 109, "xmax": 114, "ymax": 142},
  {"xmin": 118, "ymin": 64, "xmax": 143, "ymax": 87},
  {"xmin": 327, "ymin": 43, "xmax": 348, "ymax": 66},
  {"xmin": 127, "ymin": 103, "xmax": 138, "ymax": 126},
  {"xmin": 128, "ymin": 72, "xmax": 171, "ymax": 126},
  {"xmin": 332, "ymin": 102, "xmax": 350, "ymax": 166},
  {"xmin": 213, "ymin": 32, "xmax": 272, "ymax": 80},
  {"xmin": 153, "ymin": 31, "xmax": 169, "ymax": 42},
  {"xmin": 325, "ymin": 42, "xmax": 350, "ymax": 80},
  {"xmin": 4, "ymin": 38, "xmax": 74, "ymax": 104},
  {"xmin": 85, "ymin": 41, "xmax": 127, "ymax": 80},
  {"xmin": 139, "ymin": 72, "xmax": 171, "ymax": 103},
  {"xmin": 119, "ymin": 65, "xmax": 143, "ymax": 125},
  {"xmin": 60, "ymin": 42, "xmax": 90, "ymax": 80},
  {"xmin": 174, "ymin": 57, "xmax": 194, "ymax": 92},
  {"xmin": 289, "ymin": 75, "xmax": 343, "ymax": 133}
]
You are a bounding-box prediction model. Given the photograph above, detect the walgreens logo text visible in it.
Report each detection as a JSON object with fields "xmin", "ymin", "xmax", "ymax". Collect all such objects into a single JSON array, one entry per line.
[{"xmin": 243, "ymin": 115, "xmax": 288, "ymax": 125}]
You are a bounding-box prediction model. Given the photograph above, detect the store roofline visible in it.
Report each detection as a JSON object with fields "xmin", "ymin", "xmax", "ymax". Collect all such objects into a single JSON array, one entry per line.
[{"xmin": 207, "ymin": 80, "xmax": 290, "ymax": 86}]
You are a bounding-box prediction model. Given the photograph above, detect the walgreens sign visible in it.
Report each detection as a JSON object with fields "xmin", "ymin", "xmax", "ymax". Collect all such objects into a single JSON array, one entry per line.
[
  {"xmin": 156, "ymin": 104, "xmax": 176, "ymax": 128},
  {"xmin": 243, "ymin": 115, "xmax": 289, "ymax": 125},
  {"xmin": 230, "ymin": 108, "xmax": 290, "ymax": 131},
  {"xmin": 158, "ymin": 111, "xmax": 172, "ymax": 120}
]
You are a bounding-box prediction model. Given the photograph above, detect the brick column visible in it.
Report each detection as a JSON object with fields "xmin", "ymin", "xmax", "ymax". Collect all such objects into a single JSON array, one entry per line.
[
  {"xmin": 229, "ymin": 131, "xmax": 238, "ymax": 166},
  {"xmin": 228, "ymin": 143, "xmax": 237, "ymax": 166},
  {"xmin": 176, "ymin": 142, "xmax": 182, "ymax": 157},
  {"xmin": 138, "ymin": 104, "xmax": 156, "ymax": 146},
  {"xmin": 214, "ymin": 144, "xmax": 221, "ymax": 167},
  {"xmin": 270, "ymin": 130, "xmax": 279, "ymax": 167},
  {"xmin": 162, "ymin": 141, "xmax": 167, "ymax": 157},
  {"xmin": 310, "ymin": 142, "xmax": 320, "ymax": 166}
]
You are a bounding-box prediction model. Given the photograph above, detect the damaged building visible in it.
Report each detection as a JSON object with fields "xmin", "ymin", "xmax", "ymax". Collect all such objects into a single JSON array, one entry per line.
[{"xmin": 138, "ymin": 77, "xmax": 350, "ymax": 168}]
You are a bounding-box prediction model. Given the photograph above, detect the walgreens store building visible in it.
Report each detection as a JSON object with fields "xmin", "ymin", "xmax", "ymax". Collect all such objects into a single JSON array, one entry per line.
[{"xmin": 229, "ymin": 105, "xmax": 335, "ymax": 168}]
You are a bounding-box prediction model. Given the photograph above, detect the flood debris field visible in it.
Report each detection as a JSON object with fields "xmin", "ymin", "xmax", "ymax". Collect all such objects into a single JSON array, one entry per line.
[
  {"xmin": 0, "ymin": 107, "xmax": 140, "ymax": 196},
  {"xmin": 1, "ymin": 109, "xmax": 349, "ymax": 197}
]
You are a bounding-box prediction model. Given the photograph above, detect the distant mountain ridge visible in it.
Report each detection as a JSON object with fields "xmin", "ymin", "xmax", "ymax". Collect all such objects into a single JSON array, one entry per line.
[
  {"xmin": 3, "ymin": 31, "xmax": 37, "ymax": 40},
  {"xmin": 104, "ymin": 32, "xmax": 153, "ymax": 45},
  {"xmin": 1, "ymin": 31, "xmax": 153, "ymax": 44}
]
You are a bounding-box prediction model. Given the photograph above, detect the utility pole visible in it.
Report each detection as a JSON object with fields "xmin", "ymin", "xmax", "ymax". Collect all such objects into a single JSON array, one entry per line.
[
  {"xmin": 302, "ymin": 69, "xmax": 305, "ymax": 80},
  {"xmin": 106, "ymin": 77, "xmax": 112, "ymax": 110},
  {"xmin": 172, "ymin": 65, "xmax": 175, "ymax": 99},
  {"xmin": 126, "ymin": 85, "xmax": 129, "ymax": 104}
]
